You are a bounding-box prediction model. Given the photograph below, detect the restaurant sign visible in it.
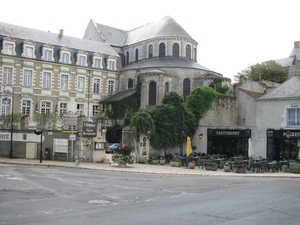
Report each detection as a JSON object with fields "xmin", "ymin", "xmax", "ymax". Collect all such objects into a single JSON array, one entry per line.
[{"xmin": 82, "ymin": 122, "xmax": 97, "ymax": 137}]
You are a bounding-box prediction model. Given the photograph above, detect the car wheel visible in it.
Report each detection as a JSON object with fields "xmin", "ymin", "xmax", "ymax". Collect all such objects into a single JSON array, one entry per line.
[{"xmin": 112, "ymin": 149, "xmax": 116, "ymax": 154}]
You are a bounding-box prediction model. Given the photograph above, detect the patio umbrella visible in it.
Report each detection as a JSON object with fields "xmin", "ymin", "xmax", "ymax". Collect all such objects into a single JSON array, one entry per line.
[
  {"xmin": 248, "ymin": 138, "xmax": 254, "ymax": 157},
  {"xmin": 186, "ymin": 136, "xmax": 193, "ymax": 157}
]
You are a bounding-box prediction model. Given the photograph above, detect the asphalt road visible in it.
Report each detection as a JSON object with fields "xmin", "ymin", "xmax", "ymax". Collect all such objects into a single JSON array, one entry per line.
[{"xmin": 0, "ymin": 164, "xmax": 299, "ymax": 225}]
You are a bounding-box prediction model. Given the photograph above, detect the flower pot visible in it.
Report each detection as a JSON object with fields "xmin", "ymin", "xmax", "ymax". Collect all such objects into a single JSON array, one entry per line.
[
  {"xmin": 118, "ymin": 162, "xmax": 127, "ymax": 168},
  {"xmin": 204, "ymin": 165, "xmax": 218, "ymax": 171},
  {"xmin": 170, "ymin": 161, "xmax": 181, "ymax": 167},
  {"xmin": 160, "ymin": 159, "xmax": 166, "ymax": 165},
  {"xmin": 223, "ymin": 165, "xmax": 231, "ymax": 172},
  {"xmin": 188, "ymin": 162, "xmax": 196, "ymax": 169}
]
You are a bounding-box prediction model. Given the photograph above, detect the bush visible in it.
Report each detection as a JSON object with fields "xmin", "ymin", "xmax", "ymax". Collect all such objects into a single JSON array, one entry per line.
[{"xmin": 118, "ymin": 144, "xmax": 134, "ymax": 155}]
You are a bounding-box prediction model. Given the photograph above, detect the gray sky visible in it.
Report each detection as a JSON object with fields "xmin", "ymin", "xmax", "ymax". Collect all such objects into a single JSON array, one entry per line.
[{"xmin": 1, "ymin": 0, "xmax": 299, "ymax": 82}]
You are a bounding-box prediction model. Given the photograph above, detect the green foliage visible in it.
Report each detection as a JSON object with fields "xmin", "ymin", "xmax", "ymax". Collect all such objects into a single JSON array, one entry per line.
[
  {"xmin": 282, "ymin": 161, "xmax": 300, "ymax": 173},
  {"xmin": 34, "ymin": 113, "xmax": 59, "ymax": 126},
  {"xmin": 0, "ymin": 113, "xmax": 26, "ymax": 126},
  {"xmin": 106, "ymin": 125, "xmax": 123, "ymax": 143},
  {"xmin": 130, "ymin": 109, "xmax": 155, "ymax": 141},
  {"xmin": 104, "ymin": 74, "xmax": 141, "ymax": 120},
  {"xmin": 184, "ymin": 87, "xmax": 218, "ymax": 122},
  {"xmin": 209, "ymin": 77, "xmax": 229, "ymax": 94},
  {"xmin": 112, "ymin": 144, "xmax": 134, "ymax": 164},
  {"xmin": 235, "ymin": 60, "xmax": 289, "ymax": 83}
]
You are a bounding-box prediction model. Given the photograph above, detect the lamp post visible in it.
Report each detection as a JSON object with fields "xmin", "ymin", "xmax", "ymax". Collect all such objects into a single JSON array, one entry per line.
[
  {"xmin": 286, "ymin": 130, "xmax": 291, "ymax": 169},
  {"xmin": 34, "ymin": 129, "xmax": 43, "ymax": 163},
  {"xmin": 3, "ymin": 85, "xmax": 14, "ymax": 159}
]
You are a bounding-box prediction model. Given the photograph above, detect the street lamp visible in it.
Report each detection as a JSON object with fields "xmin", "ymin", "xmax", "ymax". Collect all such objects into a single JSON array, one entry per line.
[
  {"xmin": 286, "ymin": 130, "xmax": 291, "ymax": 169},
  {"xmin": 34, "ymin": 129, "xmax": 43, "ymax": 163},
  {"xmin": 3, "ymin": 85, "xmax": 14, "ymax": 159}
]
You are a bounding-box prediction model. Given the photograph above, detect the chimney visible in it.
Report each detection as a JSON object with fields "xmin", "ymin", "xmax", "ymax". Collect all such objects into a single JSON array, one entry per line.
[
  {"xmin": 294, "ymin": 41, "xmax": 299, "ymax": 48},
  {"xmin": 59, "ymin": 29, "xmax": 64, "ymax": 38}
]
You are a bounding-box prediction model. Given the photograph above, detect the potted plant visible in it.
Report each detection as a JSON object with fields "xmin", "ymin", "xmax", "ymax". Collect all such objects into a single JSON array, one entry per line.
[
  {"xmin": 112, "ymin": 144, "xmax": 134, "ymax": 167},
  {"xmin": 170, "ymin": 158, "xmax": 181, "ymax": 167},
  {"xmin": 204, "ymin": 161, "xmax": 218, "ymax": 171},
  {"xmin": 223, "ymin": 162, "xmax": 231, "ymax": 172},
  {"xmin": 160, "ymin": 156, "xmax": 166, "ymax": 165},
  {"xmin": 188, "ymin": 160, "xmax": 196, "ymax": 169},
  {"xmin": 149, "ymin": 151, "xmax": 160, "ymax": 164}
]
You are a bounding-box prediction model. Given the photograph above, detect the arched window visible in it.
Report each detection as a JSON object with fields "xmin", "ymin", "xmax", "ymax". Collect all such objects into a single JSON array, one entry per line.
[
  {"xmin": 128, "ymin": 78, "xmax": 133, "ymax": 89},
  {"xmin": 149, "ymin": 45, "xmax": 153, "ymax": 59},
  {"xmin": 149, "ymin": 81, "xmax": 157, "ymax": 105},
  {"xmin": 126, "ymin": 51, "xmax": 129, "ymax": 65},
  {"xmin": 135, "ymin": 49, "xmax": 138, "ymax": 62},
  {"xmin": 186, "ymin": 45, "xmax": 191, "ymax": 60},
  {"xmin": 165, "ymin": 82, "xmax": 169, "ymax": 94},
  {"xmin": 159, "ymin": 43, "xmax": 165, "ymax": 58},
  {"xmin": 172, "ymin": 43, "xmax": 179, "ymax": 58},
  {"xmin": 183, "ymin": 78, "xmax": 190, "ymax": 99},
  {"xmin": 194, "ymin": 48, "xmax": 197, "ymax": 61}
]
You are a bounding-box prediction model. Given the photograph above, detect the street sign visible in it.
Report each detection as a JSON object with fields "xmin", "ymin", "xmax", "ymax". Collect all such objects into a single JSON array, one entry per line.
[{"xmin": 69, "ymin": 134, "xmax": 76, "ymax": 141}]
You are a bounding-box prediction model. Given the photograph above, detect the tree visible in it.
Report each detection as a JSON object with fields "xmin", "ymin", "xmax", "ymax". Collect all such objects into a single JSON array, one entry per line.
[
  {"xmin": 184, "ymin": 87, "xmax": 218, "ymax": 122},
  {"xmin": 130, "ymin": 109, "xmax": 155, "ymax": 141},
  {"xmin": 235, "ymin": 60, "xmax": 289, "ymax": 83},
  {"xmin": 209, "ymin": 77, "xmax": 229, "ymax": 94}
]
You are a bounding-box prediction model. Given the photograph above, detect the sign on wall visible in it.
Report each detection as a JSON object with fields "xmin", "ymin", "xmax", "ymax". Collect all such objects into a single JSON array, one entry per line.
[{"xmin": 82, "ymin": 122, "xmax": 97, "ymax": 137}]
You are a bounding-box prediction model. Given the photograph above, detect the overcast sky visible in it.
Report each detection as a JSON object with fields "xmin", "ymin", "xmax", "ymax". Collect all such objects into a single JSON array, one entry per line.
[{"xmin": 1, "ymin": 0, "xmax": 299, "ymax": 82}]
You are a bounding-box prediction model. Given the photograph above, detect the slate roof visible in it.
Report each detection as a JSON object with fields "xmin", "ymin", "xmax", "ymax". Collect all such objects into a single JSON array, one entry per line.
[
  {"xmin": 257, "ymin": 74, "xmax": 300, "ymax": 100},
  {"xmin": 275, "ymin": 57, "xmax": 295, "ymax": 68},
  {"xmin": 123, "ymin": 16, "xmax": 195, "ymax": 46},
  {"xmin": 122, "ymin": 58, "xmax": 218, "ymax": 73},
  {"xmin": 92, "ymin": 16, "xmax": 195, "ymax": 47},
  {"xmin": 100, "ymin": 89, "xmax": 136, "ymax": 102},
  {"xmin": 0, "ymin": 21, "xmax": 119, "ymax": 57}
]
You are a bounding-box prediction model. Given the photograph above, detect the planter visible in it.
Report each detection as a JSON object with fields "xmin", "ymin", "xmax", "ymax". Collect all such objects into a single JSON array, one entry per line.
[
  {"xmin": 188, "ymin": 162, "xmax": 196, "ymax": 169},
  {"xmin": 151, "ymin": 159, "xmax": 159, "ymax": 165},
  {"xmin": 236, "ymin": 165, "xmax": 247, "ymax": 173},
  {"xmin": 223, "ymin": 165, "xmax": 231, "ymax": 172},
  {"xmin": 170, "ymin": 161, "xmax": 181, "ymax": 167},
  {"xmin": 118, "ymin": 162, "xmax": 127, "ymax": 168},
  {"xmin": 160, "ymin": 159, "xmax": 166, "ymax": 165},
  {"xmin": 204, "ymin": 165, "xmax": 218, "ymax": 171}
]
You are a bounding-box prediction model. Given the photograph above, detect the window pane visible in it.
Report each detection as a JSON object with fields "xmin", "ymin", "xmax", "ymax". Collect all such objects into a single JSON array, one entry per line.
[
  {"xmin": 149, "ymin": 45, "xmax": 153, "ymax": 59},
  {"xmin": 79, "ymin": 56, "xmax": 85, "ymax": 66},
  {"xmin": 108, "ymin": 80, "xmax": 114, "ymax": 95},
  {"xmin": 93, "ymin": 78, "xmax": 100, "ymax": 93},
  {"xmin": 3, "ymin": 67, "xmax": 12, "ymax": 85},
  {"xmin": 5, "ymin": 43, "xmax": 13, "ymax": 55},
  {"xmin": 42, "ymin": 72, "xmax": 51, "ymax": 89},
  {"xmin": 62, "ymin": 53, "xmax": 69, "ymax": 63},
  {"xmin": 25, "ymin": 47, "xmax": 33, "ymax": 58},
  {"xmin": 44, "ymin": 50, "xmax": 52, "ymax": 61},
  {"xmin": 41, "ymin": 101, "xmax": 51, "ymax": 114},
  {"xmin": 22, "ymin": 100, "xmax": 31, "ymax": 115},
  {"xmin": 95, "ymin": 58, "xmax": 101, "ymax": 68},
  {"xmin": 173, "ymin": 43, "xmax": 179, "ymax": 58},
  {"xmin": 60, "ymin": 75, "xmax": 68, "ymax": 90},
  {"xmin": 77, "ymin": 104, "xmax": 84, "ymax": 115},
  {"xmin": 23, "ymin": 70, "xmax": 32, "ymax": 87},
  {"xmin": 186, "ymin": 45, "xmax": 191, "ymax": 60},
  {"xmin": 77, "ymin": 77, "xmax": 85, "ymax": 92},
  {"xmin": 159, "ymin": 43, "xmax": 165, "ymax": 58},
  {"xmin": 59, "ymin": 103, "xmax": 67, "ymax": 117}
]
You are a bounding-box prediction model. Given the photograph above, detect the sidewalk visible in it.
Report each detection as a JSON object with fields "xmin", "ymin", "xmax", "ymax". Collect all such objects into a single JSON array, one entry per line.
[{"xmin": 1, "ymin": 157, "xmax": 300, "ymax": 178}]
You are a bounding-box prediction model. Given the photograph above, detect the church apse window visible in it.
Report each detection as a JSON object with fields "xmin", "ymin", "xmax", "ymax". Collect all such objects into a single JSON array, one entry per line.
[
  {"xmin": 135, "ymin": 49, "xmax": 139, "ymax": 62},
  {"xmin": 128, "ymin": 78, "xmax": 134, "ymax": 89},
  {"xmin": 173, "ymin": 43, "xmax": 179, "ymax": 58},
  {"xmin": 159, "ymin": 43, "xmax": 165, "ymax": 58},
  {"xmin": 183, "ymin": 78, "xmax": 190, "ymax": 99},
  {"xmin": 126, "ymin": 51, "xmax": 129, "ymax": 65},
  {"xmin": 149, "ymin": 81, "xmax": 157, "ymax": 105},
  {"xmin": 149, "ymin": 45, "xmax": 153, "ymax": 59},
  {"xmin": 186, "ymin": 45, "xmax": 191, "ymax": 60}
]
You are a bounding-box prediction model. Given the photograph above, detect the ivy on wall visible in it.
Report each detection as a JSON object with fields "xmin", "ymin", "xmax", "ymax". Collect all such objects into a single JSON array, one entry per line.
[{"xmin": 104, "ymin": 74, "xmax": 141, "ymax": 120}]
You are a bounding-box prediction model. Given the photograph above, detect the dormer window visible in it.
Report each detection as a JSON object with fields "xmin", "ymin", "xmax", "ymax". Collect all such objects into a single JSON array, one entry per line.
[
  {"xmin": 93, "ymin": 53, "xmax": 103, "ymax": 69},
  {"xmin": 1, "ymin": 37, "xmax": 16, "ymax": 55},
  {"xmin": 77, "ymin": 50, "xmax": 87, "ymax": 67},
  {"xmin": 22, "ymin": 40, "xmax": 36, "ymax": 59},
  {"xmin": 107, "ymin": 56, "xmax": 116, "ymax": 70},
  {"xmin": 42, "ymin": 44, "xmax": 54, "ymax": 61},
  {"xmin": 60, "ymin": 47, "xmax": 71, "ymax": 64}
]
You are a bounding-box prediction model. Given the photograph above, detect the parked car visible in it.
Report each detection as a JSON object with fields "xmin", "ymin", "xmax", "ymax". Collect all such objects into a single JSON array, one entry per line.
[{"xmin": 105, "ymin": 143, "xmax": 121, "ymax": 154}]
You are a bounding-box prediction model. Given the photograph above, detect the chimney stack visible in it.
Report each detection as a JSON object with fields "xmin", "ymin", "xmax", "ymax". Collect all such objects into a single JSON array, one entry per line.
[
  {"xmin": 59, "ymin": 29, "xmax": 64, "ymax": 38},
  {"xmin": 294, "ymin": 41, "xmax": 299, "ymax": 48}
]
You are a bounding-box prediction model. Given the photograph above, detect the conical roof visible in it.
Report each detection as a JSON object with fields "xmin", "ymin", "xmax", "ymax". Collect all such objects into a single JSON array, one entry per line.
[{"xmin": 124, "ymin": 16, "xmax": 195, "ymax": 45}]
